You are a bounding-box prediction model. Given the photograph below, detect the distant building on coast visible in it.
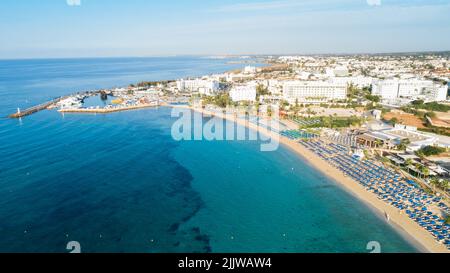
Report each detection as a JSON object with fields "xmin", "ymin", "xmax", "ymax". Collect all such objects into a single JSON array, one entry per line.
[
  {"xmin": 282, "ymin": 80, "xmax": 347, "ymax": 104},
  {"xmin": 243, "ymin": 66, "xmax": 257, "ymax": 74},
  {"xmin": 230, "ymin": 85, "xmax": 257, "ymax": 102},
  {"xmin": 176, "ymin": 79, "xmax": 220, "ymax": 96}
]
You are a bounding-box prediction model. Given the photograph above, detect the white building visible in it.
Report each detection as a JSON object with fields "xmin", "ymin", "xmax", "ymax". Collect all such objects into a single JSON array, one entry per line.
[
  {"xmin": 331, "ymin": 76, "xmax": 373, "ymax": 88},
  {"xmin": 226, "ymin": 73, "xmax": 254, "ymax": 82},
  {"xmin": 230, "ymin": 85, "xmax": 257, "ymax": 102},
  {"xmin": 176, "ymin": 79, "xmax": 220, "ymax": 95},
  {"xmin": 372, "ymin": 79, "xmax": 448, "ymax": 102},
  {"xmin": 326, "ymin": 66, "xmax": 349, "ymax": 77},
  {"xmin": 243, "ymin": 66, "xmax": 257, "ymax": 74},
  {"xmin": 268, "ymin": 80, "xmax": 283, "ymax": 95},
  {"xmin": 282, "ymin": 80, "xmax": 347, "ymax": 104}
]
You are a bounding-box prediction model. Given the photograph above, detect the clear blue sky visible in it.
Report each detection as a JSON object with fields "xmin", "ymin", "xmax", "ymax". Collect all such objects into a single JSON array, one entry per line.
[{"xmin": 1, "ymin": 0, "xmax": 450, "ymax": 59}]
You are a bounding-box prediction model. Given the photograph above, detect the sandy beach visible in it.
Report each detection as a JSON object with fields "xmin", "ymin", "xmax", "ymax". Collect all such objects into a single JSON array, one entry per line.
[{"xmin": 174, "ymin": 105, "xmax": 450, "ymax": 253}]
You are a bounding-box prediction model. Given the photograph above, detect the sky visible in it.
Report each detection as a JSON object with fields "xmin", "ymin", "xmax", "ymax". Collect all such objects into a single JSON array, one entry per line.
[{"xmin": 0, "ymin": 0, "xmax": 450, "ymax": 59}]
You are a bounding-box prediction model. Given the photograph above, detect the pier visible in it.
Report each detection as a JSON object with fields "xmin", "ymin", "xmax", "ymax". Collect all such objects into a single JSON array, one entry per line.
[
  {"xmin": 8, "ymin": 90, "xmax": 103, "ymax": 119},
  {"xmin": 8, "ymin": 97, "xmax": 67, "ymax": 119}
]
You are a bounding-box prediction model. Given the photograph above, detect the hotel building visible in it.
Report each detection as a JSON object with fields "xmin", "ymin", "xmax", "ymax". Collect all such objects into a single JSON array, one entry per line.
[
  {"xmin": 230, "ymin": 85, "xmax": 257, "ymax": 102},
  {"xmin": 372, "ymin": 79, "xmax": 448, "ymax": 102},
  {"xmin": 176, "ymin": 79, "xmax": 220, "ymax": 96},
  {"xmin": 282, "ymin": 80, "xmax": 347, "ymax": 104}
]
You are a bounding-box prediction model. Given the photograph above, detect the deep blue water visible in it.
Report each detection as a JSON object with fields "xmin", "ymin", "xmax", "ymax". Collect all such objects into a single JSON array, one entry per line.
[{"xmin": 0, "ymin": 57, "xmax": 418, "ymax": 253}]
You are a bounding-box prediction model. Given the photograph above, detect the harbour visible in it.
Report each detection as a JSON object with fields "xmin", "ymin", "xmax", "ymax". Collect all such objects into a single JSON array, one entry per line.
[{"xmin": 8, "ymin": 89, "xmax": 162, "ymax": 118}]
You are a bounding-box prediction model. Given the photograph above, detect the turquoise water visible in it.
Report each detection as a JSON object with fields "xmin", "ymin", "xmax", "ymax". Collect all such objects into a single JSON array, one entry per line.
[{"xmin": 0, "ymin": 57, "xmax": 417, "ymax": 253}]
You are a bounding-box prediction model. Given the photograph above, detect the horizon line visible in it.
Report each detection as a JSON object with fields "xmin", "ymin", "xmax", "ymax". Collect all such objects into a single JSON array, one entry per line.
[{"xmin": 1, "ymin": 50, "xmax": 450, "ymax": 61}]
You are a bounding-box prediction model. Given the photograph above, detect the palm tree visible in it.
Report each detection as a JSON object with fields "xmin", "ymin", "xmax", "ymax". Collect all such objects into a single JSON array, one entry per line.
[
  {"xmin": 375, "ymin": 139, "xmax": 383, "ymax": 148},
  {"xmin": 267, "ymin": 106, "xmax": 273, "ymax": 117},
  {"xmin": 430, "ymin": 178, "xmax": 439, "ymax": 191},
  {"xmin": 405, "ymin": 158, "xmax": 413, "ymax": 168},
  {"xmin": 422, "ymin": 166, "xmax": 430, "ymax": 179},
  {"xmin": 415, "ymin": 164, "xmax": 422, "ymax": 178},
  {"xmin": 397, "ymin": 138, "xmax": 410, "ymax": 151},
  {"xmin": 441, "ymin": 180, "xmax": 449, "ymax": 191}
]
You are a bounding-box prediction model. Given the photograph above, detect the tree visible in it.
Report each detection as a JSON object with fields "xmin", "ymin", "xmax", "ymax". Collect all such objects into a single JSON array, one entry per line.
[
  {"xmin": 280, "ymin": 100, "xmax": 290, "ymax": 111},
  {"xmin": 363, "ymin": 150, "xmax": 370, "ymax": 160},
  {"xmin": 365, "ymin": 94, "xmax": 381, "ymax": 103},
  {"xmin": 430, "ymin": 178, "xmax": 439, "ymax": 191},
  {"xmin": 256, "ymin": 84, "xmax": 269, "ymax": 99},
  {"xmin": 405, "ymin": 158, "xmax": 413, "ymax": 169},
  {"xmin": 416, "ymin": 164, "xmax": 423, "ymax": 178},
  {"xmin": 397, "ymin": 138, "xmax": 410, "ymax": 151},
  {"xmin": 411, "ymin": 99, "xmax": 425, "ymax": 106},
  {"xmin": 267, "ymin": 105, "xmax": 273, "ymax": 117},
  {"xmin": 416, "ymin": 146, "xmax": 446, "ymax": 157},
  {"xmin": 421, "ymin": 166, "xmax": 430, "ymax": 178},
  {"xmin": 389, "ymin": 117, "xmax": 399, "ymax": 125},
  {"xmin": 441, "ymin": 179, "xmax": 449, "ymax": 190},
  {"xmin": 380, "ymin": 156, "xmax": 389, "ymax": 163},
  {"xmin": 374, "ymin": 139, "xmax": 383, "ymax": 148}
]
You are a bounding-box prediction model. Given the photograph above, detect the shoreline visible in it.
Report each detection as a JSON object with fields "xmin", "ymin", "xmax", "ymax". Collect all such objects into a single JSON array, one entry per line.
[{"xmin": 174, "ymin": 105, "xmax": 449, "ymax": 253}]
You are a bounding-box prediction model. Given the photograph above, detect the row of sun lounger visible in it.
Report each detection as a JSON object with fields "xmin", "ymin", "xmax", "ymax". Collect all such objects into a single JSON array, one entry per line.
[
  {"xmin": 298, "ymin": 139, "xmax": 450, "ymax": 248},
  {"xmin": 281, "ymin": 130, "xmax": 318, "ymax": 140}
]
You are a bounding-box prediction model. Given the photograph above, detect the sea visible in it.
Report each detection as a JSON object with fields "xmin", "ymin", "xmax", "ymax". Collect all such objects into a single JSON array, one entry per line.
[{"xmin": 0, "ymin": 56, "xmax": 418, "ymax": 253}]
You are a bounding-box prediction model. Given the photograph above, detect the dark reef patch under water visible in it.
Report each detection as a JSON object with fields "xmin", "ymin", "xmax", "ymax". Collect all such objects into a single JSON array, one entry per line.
[{"xmin": 0, "ymin": 109, "xmax": 211, "ymax": 253}]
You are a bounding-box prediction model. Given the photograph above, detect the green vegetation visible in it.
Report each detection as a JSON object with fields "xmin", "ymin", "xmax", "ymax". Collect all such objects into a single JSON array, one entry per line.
[
  {"xmin": 430, "ymin": 178, "xmax": 450, "ymax": 192},
  {"xmin": 398, "ymin": 101, "xmax": 450, "ymax": 137},
  {"xmin": 279, "ymin": 100, "xmax": 290, "ymax": 111},
  {"xmin": 256, "ymin": 84, "xmax": 270, "ymax": 99},
  {"xmin": 267, "ymin": 105, "xmax": 273, "ymax": 117},
  {"xmin": 411, "ymin": 100, "xmax": 450, "ymax": 112},
  {"xmin": 425, "ymin": 111, "xmax": 437, "ymax": 119},
  {"xmin": 415, "ymin": 146, "xmax": 446, "ymax": 157},
  {"xmin": 397, "ymin": 138, "xmax": 411, "ymax": 151},
  {"xmin": 363, "ymin": 150, "xmax": 370, "ymax": 160},
  {"xmin": 346, "ymin": 84, "xmax": 360, "ymax": 99},
  {"xmin": 346, "ymin": 84, "xmax": 371, "ymax": 100},
  {"xmin": 137, "ymin": 80, "xmax": 174, "ymax": 87},
  {"xmin": 202, "ymin": 93, "xmax": 233, "ymax": 108},
  {"xmin": 445, "ymin": 216, "xmax": 450, "ymax": 225},
  {"xmin": 365, "ymin": 94, "xmax": 381, "ymax": 103},
  {"xmin": 418, "ymin": 127, "xmax": 450, "ymax": 137},
  {"xmin": 387, "ymin": 117, "xmax": 399, "ymax": 125},
  {"xmin": 405, "ymin": 158, "xmax": 413, "ymax": 168},
  {"xmin": 380, "ymin": 156, "xmax": 389, "ymax": 163},
  {"xmin": 299, "ymin": 116, "xmax": 363, "ymax": 129}
]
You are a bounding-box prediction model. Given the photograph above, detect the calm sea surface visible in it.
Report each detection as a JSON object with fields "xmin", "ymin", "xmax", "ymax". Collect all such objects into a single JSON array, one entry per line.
[{"xmin": 0, "ymin": 57, "xmax": 417, "ymax": 252}]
